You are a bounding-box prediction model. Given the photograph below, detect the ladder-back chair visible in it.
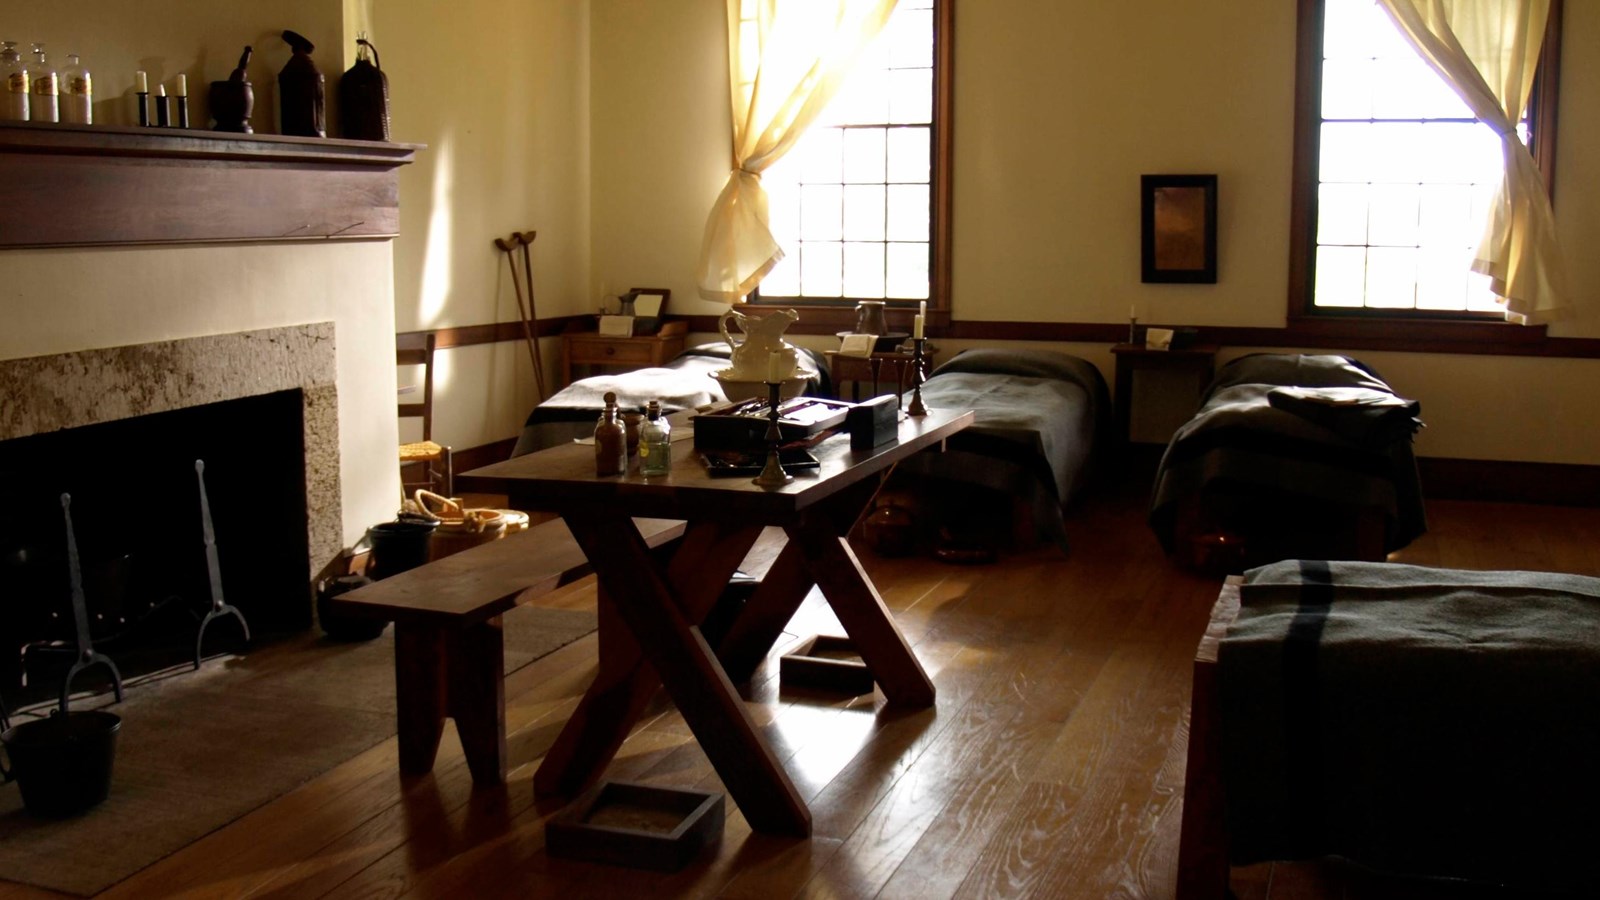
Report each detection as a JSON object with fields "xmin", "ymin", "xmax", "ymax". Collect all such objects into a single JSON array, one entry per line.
[{"xmin": 398, "ymin": 332, "xmax": 453, "ymax": 498}]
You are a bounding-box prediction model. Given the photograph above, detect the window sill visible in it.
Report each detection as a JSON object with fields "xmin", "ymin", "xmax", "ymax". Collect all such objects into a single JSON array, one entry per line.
[{"xmin": 1285, "ymin": 314, "xmax": 1548, "ymax": 353}]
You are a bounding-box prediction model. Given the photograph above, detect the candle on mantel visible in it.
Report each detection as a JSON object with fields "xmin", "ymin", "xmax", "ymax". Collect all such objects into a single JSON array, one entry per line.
[
  {"xmin": 135, "ymin": 70, "xmax": 147, "ymax": 93},
  {"xmin": 913, "ymin": 314, "xmax": 924, "ymax": 339},
  {"xmin": 176, "ymin": 74, "xmax": 186, "ymax": 97},
  {"xmin": 767, "ymin": 350, "xmax": 785, "ymax": 384}
]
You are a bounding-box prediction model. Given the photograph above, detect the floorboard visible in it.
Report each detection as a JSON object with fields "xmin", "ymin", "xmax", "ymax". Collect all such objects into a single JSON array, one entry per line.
[{"xmin": 5, "ymin": 479, "xmax": 1598, "ymax": 899}]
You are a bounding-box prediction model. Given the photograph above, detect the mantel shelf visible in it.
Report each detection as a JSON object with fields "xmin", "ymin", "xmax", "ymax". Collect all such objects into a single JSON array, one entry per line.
[{"xmin": 0, "ymin": 121, "xmax": 424, "ymax": 248}]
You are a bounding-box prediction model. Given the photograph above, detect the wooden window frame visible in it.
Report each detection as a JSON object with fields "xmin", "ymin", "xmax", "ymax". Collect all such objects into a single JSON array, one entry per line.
[
  {"xmin": 1285, "ymin": 0, "xmax": 1562, "ymax": 348},
  {"xmin": 750, "ymin": 0, "xmax": 954, "ymax": 336}
]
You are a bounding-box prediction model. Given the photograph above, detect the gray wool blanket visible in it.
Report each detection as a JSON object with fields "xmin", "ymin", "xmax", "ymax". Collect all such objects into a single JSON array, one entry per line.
[{"xmin": 1218, "ymin": 560, "xmax": 1600, "ymax": 893}]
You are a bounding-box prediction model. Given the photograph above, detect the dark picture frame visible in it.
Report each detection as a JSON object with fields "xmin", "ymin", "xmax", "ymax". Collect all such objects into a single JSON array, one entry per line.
[{"xmin": 1141, "ymin": 174, "xmax": 1217, "ymax": 284}]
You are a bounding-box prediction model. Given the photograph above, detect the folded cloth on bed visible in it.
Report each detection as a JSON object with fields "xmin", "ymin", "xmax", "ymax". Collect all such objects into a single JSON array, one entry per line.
[
  {"xmin": 899, "ymin": 349, "xmax": 1109, "ymax": 552},
  {"xmin": 917, "ymin": 348, "xmax": 1108, "ymax": 503},
  {"xmin": 1149, "ymin": 354, "xmax": 1426, "ymax": 554},
  {"xmin": 511, "ymin": 345, "xmax": 830, "ymax": 456},
  {"xmin": 1219, "ymin": 560, "xmax": 1600, "ymax": 893}
]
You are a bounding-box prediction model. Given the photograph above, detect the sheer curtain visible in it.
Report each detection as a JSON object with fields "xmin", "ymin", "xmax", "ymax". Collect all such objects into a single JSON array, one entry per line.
[
  {"xmin": 1375, "ymin": 0, "xmax": 1569, "ymax": 324},
  {"xmin": 695, "ymin": 0, "xmax": 899, "ymax": 303}
]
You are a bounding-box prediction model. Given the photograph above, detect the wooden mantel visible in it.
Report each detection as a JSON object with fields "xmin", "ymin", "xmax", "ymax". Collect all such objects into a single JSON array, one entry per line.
[{"xmin": 0, "ymin": 121, "xmax": 422, "ymax": 248}]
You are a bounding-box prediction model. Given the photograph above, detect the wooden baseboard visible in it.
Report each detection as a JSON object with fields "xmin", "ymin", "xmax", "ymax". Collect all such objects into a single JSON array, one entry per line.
[
  {"xmin": 1418, "ymin": 457, "xmax": 1600, "ymax": 507},
  {"xmin": 453, "ymin": 438, "xmax": 519, "ymax": 477}
]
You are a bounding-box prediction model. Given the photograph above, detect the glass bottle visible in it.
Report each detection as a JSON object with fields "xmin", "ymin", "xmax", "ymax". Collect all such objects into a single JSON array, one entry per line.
[
  {"xmin": 638, "ymin": 400, "xmax": 672, "ymax": 477},
  {"xmin": 60, "ymin": 53, "xmax": 91, "ymax": 124},
  {"xmin": 28, "ymin": 42, "xmax": 56, "ymax": 123},
  {"xmin": 594, "ymin": 391, "xmax": 627, "ymax": 476},
  {"xmin": 1, "ymin": 41, "xmax": 28, "ymax": 121}
]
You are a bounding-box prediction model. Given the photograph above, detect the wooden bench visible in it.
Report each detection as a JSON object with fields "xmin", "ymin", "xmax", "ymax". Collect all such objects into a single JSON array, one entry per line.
[{"xmin": 329, "ymin": 516, "xmax": 686, "ymax": 785}]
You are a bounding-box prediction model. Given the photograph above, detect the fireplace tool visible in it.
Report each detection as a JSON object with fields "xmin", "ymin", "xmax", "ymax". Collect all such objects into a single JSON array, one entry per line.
[
  {"xmin": 193, "ymin": 459, "xmax": 251, "ymax": 669},
  {"xmin": 57, "ymin": 493, "xmax": 125, "ymax": 715}
]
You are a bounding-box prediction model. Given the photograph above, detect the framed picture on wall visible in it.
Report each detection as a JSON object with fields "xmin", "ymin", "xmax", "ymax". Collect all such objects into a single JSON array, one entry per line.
[{"xmin": 1141, "ymin": 174, "xmax": 1217, "ymax": 284}]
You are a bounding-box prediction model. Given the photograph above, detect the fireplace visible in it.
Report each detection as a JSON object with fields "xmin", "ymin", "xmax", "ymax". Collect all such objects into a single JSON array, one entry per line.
[{"xmin": 0, "ymin": 324, "xmax": 343, "ymax": 697}]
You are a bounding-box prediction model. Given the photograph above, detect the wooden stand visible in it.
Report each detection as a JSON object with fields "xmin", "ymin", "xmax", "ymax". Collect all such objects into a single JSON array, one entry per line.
[
  {"xmin": 779, "ymin": 635, "xmax": 874, "ymax": 695},
  {"xmin": 546, "ymin": 781, "xmax": 725, "ymax": 872}
]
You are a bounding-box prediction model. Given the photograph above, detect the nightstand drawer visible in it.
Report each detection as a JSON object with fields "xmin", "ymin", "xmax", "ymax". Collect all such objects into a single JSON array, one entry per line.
[{"xmin": 566, "ymin": 338, "xmax": 655, "ymax": 366}]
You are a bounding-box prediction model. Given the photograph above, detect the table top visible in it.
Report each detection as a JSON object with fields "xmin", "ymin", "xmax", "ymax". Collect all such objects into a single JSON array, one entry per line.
[{"xmin": 458, "ymin": 407, "xmax": 974, "ymax": 522}]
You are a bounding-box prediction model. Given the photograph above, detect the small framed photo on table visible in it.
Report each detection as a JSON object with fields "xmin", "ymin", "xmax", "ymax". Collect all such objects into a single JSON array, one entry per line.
[{"xmin": 1141, "ymin": 174, "xmax": 1217, "ymax": 284}]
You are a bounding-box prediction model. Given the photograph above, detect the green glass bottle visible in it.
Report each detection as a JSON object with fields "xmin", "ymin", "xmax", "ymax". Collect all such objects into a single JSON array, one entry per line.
[{"xmin": 638, "ymin": 400, "xmax": 671, "ymax": 477}]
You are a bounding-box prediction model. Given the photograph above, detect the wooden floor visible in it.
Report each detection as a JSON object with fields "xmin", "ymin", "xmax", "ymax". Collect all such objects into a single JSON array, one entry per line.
[{"xmin": 5, "ymin": 476, "xmax": 1598, "ymax": 900}]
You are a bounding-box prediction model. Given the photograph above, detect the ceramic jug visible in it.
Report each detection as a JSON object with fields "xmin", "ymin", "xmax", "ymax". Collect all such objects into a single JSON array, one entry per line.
[{"xmin": 719, "ymin": 308, "xmax": 800, "ymax": 381}]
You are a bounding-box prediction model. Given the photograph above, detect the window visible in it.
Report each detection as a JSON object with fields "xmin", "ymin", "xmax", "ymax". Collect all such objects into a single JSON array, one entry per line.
[
  {"xmin": 1290, "ymin": 0, "xmax": 1560, "ymax": 319},
  {"xmin": 754, "ymin": 0, "xmax": 950, "ymax": 313}
]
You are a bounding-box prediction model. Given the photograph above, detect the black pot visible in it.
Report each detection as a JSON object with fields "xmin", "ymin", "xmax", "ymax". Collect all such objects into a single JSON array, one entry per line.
[
  {"xmin": 2, "ymin": 710, "xmax": 121, "ymax": 817},
  {"xmin": 315, "ymin": 573, "xmax": 385, "ymax": 641},
  {"xmin": 366, "ymin": 519, "xmax": 437, "ymax": 580}
]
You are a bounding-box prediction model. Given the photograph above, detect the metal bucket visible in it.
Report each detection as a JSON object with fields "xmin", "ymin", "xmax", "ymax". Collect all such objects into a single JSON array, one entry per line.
[{"xmin": 1, "ymin": 710, "xmax": 121, "ymax": 817}]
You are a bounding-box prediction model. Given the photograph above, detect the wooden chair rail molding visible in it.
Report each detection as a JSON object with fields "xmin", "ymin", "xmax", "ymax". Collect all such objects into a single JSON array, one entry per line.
[
  {"xmin": 0, "ymin": 121, "xmax": 422, "ymax": 248},
  {"xmin": 682, "ymin": 313, "xmax": 1600, "ymax": 360}
]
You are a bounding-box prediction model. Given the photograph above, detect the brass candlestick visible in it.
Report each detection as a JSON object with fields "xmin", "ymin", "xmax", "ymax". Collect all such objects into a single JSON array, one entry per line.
[
  {"xmin": 906, "ymin": 338, "xmax": 929, "ymax": 417},
  {"xmin": 752, "ymin": 380, "xmax": 793, "ymax": 487}
]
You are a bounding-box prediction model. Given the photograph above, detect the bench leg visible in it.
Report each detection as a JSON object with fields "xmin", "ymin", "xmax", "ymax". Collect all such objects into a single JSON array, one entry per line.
[
  {"xmin": 395, "ymin": 623, "xmax": 447, "ymax": 776},
  {"xmin": 394, "ymin": 619, "xmax": 507, "ymax": 785},
  {"xmin": 450, "ymin": 617, "xmax": 507, "ymax": 785}
]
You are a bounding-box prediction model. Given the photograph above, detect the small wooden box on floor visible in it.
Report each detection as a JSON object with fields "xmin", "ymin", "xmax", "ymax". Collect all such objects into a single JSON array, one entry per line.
[
  {"xmin": 779, "ymin": 635, "xmax": 875, "ymax": 695},
  {"xmin": 546, "ymin": 781, "xmax": 724, "ymax": 872}
]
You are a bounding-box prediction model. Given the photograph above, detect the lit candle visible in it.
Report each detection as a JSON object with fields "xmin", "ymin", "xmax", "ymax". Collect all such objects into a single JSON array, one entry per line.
[
  {"xmin": 135, "ymin": 70, "xmax": 147, "ymax": 93},
  {"xmin": 913, "ymin": 315, "xmax": 925, "ymax": 339},
  {"xmin": 767, "ymin": 350, "xmax": 785, "ymax": 383},
  {"xmin": 176, "ymin": 74, "xmax": 187, "ymax": 97}
]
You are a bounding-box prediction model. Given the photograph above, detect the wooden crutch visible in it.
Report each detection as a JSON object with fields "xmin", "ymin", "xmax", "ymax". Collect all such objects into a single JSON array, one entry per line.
[
  {"xmin": 493, "ymin": 233, "xmax": 545, "ymax": 401},
  {"xmin": 514, "ymin": 231, "xmax": 547, "ymax": 400}
]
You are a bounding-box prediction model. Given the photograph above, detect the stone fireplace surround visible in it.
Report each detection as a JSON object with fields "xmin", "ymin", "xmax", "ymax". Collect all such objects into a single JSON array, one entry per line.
[{"xmin": 0, "ymin": 323, "xmax": 343, "ymax": 586}]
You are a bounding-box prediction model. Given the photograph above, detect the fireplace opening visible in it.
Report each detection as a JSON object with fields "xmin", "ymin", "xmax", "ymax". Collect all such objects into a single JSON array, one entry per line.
[{"xmin": 0, "ymin": 389, "xmax": 312, "ymax": 703}]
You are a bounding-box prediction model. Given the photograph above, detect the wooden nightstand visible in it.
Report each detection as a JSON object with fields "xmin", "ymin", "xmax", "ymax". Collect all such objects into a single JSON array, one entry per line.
[
  {"xmin": 825, "ymin": 347, "xmax": 937, "ymax": 403},
  {"xmin": 561, "ymin": 320, "xmax": 687, "ymax": 386},
  {"xmin": 1111, "ymin": 342, "xmax": 1218, "ymax": 445}
]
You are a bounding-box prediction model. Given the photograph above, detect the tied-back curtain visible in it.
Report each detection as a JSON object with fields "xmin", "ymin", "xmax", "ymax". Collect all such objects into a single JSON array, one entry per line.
[
  {"xmin": 695, "ymin": 0, "xmax": 899, "ymax": 303},
  {"xmin": 1375, "ymin": 0, "xmax": 1569, "ymax": 324}
]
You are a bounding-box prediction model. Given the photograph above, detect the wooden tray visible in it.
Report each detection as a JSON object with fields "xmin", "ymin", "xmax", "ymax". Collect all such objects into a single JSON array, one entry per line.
[
  {"xmin": 546, "ymin": 781, "xmax": 724, "ymax": 871},
  {"xmin": 779, "ymin": 635, "xmax": 875, "ymax": 695}
]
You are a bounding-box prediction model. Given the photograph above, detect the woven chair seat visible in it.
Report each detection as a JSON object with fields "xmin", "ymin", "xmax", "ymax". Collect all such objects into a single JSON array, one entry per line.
[{"xmin": 399, "ymin": 440, "xmax": 446, "ymax": 463}]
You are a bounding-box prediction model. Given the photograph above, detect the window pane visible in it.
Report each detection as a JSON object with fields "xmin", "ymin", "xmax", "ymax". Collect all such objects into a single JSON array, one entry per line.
[
  {"xmin": 1319, "ymin": 123, "xmax": 1377, "ymax": 183},
  {"xmin": 827, "ymin": 68, "xmax": 889, "ymax": 126},
  {"xmin": 886, "ymin": 126, "xmax": 930, "ymax": 183},
  {"xmin": 887, "ymin": 184, "xmax": 929, "ymax": 242},
  {"xmin": 886, "ymin": 242, "xmax": 929, "ymax": 299},
  {"xmin": 844, "ymin": 242, "xmax": 886, "ymax": 298},
  {"xmin": 1417, "ymin": 183, "xmax": 1473, "ymax": 249},
  {"xmin": 1365, "ymin": 246, "xmax": 1418, "ymax": 308},
  {"xmin": 1315, "ymin": 246, "xmax": 1367, "ymax": 308},
  {"xmin": 766, "ymin": 178, "xmax": 800, "ymax": 246},
  {"xmin": 1318, "ymin": 183, "xmax": 1369, "ymax": 245},
  {"xmin": 1366, "ymin": 183, "xmax": 1419, "ymax": 247},
  {"xmin": 796, "ymin": 128, "xmax": 842, "ymax": 184},
  {"xmin": 800, "ymin": 242, "xmax": 843, "ymax": 297},
  {"xmin": 1323, "ymin": 0, "xmax": 1386, "ymax": 60},
  {"xmin": 886, "ymin": 8, "xmax": 933, "ymax": 69},
  {"xmin": 1321, "ymin": 59, "xmax": 1373, "ymax": 120},
  {"xmin": 843, "ymin": 184, "xmax": 886, "ymax": 241},
  {"xmin": 1416, "ymin": 247, "xmax": 1469, "ymax": 311},
  {"xmin": 843, "ymin": 128, "xmax": 886, "ymax": 183},
  {"xmin": 1372, "ymin": 56, "xmax": 1472, "ymax": 119},
  {"xmin": 763, "ymin": 252, "xmax": 799, "ymax": 296},
  {"xmin": 800, "ymin": 184, "xmax": 842, "ymax": 241},
  {"xmin": 888, "ymin": 69, "xmax": 932, "ymax": 124}
]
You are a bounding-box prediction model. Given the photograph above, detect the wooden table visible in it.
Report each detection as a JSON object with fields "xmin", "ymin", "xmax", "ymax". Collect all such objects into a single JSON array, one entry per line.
[
  {"xmin": 458, "ymin": 407, "xmax": 974, "ymax": 836},
  {"xmin": 561, "ymin": 320, "xmax": 687, "ymax": 387},
  {"xmin": 1110, "ymin": 342, "xmax": 1218, "ymax": 444},
  {"xmin": 825, "ymin": 347, "xmax": 935, "ymax": 402}
]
